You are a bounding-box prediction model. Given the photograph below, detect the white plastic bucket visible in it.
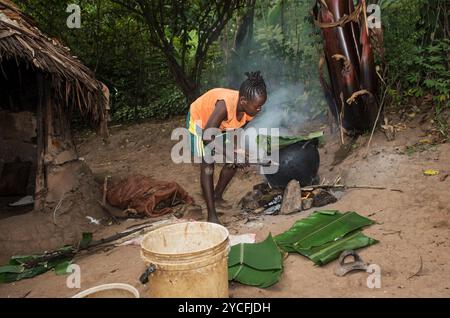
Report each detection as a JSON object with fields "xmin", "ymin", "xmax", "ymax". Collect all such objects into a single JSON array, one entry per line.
[{"xmin": 140, "ymin": 222, "xmax": 229, "ymax": 298}]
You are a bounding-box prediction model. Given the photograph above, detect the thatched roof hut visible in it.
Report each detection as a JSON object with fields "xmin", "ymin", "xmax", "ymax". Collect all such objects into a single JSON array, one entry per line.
[{"xmin": 0, "ymin": 0, "xmax": 108, "ymax": 213}]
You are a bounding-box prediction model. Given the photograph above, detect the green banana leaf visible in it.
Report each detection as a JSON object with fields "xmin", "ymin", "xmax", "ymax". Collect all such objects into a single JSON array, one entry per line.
[
  {"xmin": 274, "ymin": 210, "xmax": 378, "ymax": 265},
  {"xmin": 228, "ymin": 234, "xmax": 283, "ymax": 270},
  {"xmin": 274, "ymin": 210, "xmax": 375, "ymax": 252},
  {"xmin": 78, "ymin": 232, "xmax": 93, "ymax": 249},
  {"xmin": 0, "ymin": 234, "xmax": 87, "ymax": 284},
  {"xmin": 9, "ymin": 255, "xmax": 44, "ymax": 266},
  {"xmin": 54, "ymin": 261, "xmax": 72, "ymax": 276},
  {"xmin": 0, "ymin": 265, "xmax": 24, "ymax": 274},
  {"xmin": 296, "ymin": 231, "xmax": 378, "ymax": 265},
  {"xmin": 9, "ymin": 245, "xmax": 75, "ymax": 266},
  {"xmin": 228, "ymin": 264, "xmax": 282, "ymax": 289},
  {"xmin": 257, "ymin": 131, "xmax": 324, "ymax": 153},
  {"xmin": 228, "ymin": 234, "xmax": 284, "ymax": 288},
  {"xmin": 0, "ymin": 256, "xmax": 74, "ymax": 284},
  {"xmin": 0, "ymin": 265, "xmax": 48, "ymax": 284}
]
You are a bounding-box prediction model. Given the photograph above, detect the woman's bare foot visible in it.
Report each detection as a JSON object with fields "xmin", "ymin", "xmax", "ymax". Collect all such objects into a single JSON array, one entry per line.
[{"xmin": 207, "ymin": 214, "xmax": 222, "ymax": 225}]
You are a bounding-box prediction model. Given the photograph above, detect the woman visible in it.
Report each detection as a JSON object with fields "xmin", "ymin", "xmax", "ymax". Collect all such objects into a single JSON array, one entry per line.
[{"xmin": 186, "ymin": 71, "xmax": 267, "ymax": 224}]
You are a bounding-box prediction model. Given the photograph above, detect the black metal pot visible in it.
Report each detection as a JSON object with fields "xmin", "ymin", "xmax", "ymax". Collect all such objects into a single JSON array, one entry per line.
[{"xmin": 264, "ymin": 138, "xmax": 320, "ymax": 188}]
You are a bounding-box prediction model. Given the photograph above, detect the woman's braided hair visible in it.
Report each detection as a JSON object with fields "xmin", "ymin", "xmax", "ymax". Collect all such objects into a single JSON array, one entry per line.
[{"xmin": 239, "ymin": 71, "xmax": 267, "ymax": 101}]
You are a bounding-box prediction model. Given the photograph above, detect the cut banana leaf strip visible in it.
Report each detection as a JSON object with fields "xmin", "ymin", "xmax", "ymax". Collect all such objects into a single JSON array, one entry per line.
[
  {"xmin": 9, "ymin": 245, "xmax": 75, "ymax": 267},
  {"xmin": 274, "ymin": 210, "xmax": 375, "ymax": 252},
  {"xmin": 0, "ymin": 265, "xmax": 48, "ymax": 284},
  {"xmin": 78, "ymin": 232, "xmax": 93, "ymax": 249},
  {"xmin": 295, "ymin": 231, "xmax": 378, "ymax": 265},
  {"xmin": 54, "ymin": 260, "xmax": 72, "ymax": 276},
  {"xmin": 0, "ymin": 255, "xmax": 74, "ymax": 284},
  {"xmin": 9, "ymin": 255, "xmax": 39, "ymax": 266},
  {"xmin": 0, "ymin": 244, "xmax": 77, "ymax": 284},
  {"xmin": 0, "ymin": 265, "xmax": 24, "ymax": 274}
]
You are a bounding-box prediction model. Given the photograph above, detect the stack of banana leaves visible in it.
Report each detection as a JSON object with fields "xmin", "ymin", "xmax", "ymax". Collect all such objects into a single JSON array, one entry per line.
[
  {"xmin": 274, "ymin": 210, "xmax": 378, "ymax": 265},
  {"xmin": 228, "ymin": 210, "xmax": 377, "ymax": 288},
  {"xmin": 314, "ymin": 0, "xmax": 380, "ymax": 134},
  {"xmin": 228, "ymin": 234, "xmax": 284, "ymax": 288}
]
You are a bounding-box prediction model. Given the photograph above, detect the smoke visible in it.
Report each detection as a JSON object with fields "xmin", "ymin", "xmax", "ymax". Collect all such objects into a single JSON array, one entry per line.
[
  {"xmin": 246, "ymin": 83, "xmax": 307, "ymax": 135},
  {"xmin": 225, "ymin": 37, "xmax": 326, "ymax": 137},
  {"xmin": 226, "ymin": 50, "xmax": 311, "ymax": 134},
  {"xmin": 235, "ymin": 83, "xmax": 309, "ymax": 163}
]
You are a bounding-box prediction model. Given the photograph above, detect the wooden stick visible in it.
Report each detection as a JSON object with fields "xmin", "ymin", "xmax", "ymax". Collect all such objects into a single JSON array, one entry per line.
[
  {"xmin": 98, "ymin": 175, "xmax": 120, "ymax": 224},
  {"xmin": 171, "ymin": 189, "xmax": 178, "ymax": 206},
  {"xmin": 85, "ymin": 224, "xmax": 154, "ymax": 249},
  {"xmin": 86, "ymin": 218, "xmax": 174, "ymax": 250},
  {"xmin": 339, "ymin": 93, "xmax": 345, "ymax": 145},
  {"xmin": 97, "ymin": 200, "xmax": 119, "ymax": 224},
  {"xmin": 303, "ymin": 184, "xmax": 403, "ymax": 193},
  {"xmin": 102, "ymin": 176, "xmax": 109, "ymax": 206},
  {"xmin": 365, "ymin": 56, "xmax": 390, "ymax": 155},
  {"xmin": 365, "ymin": 87, "xmax": 386, "ymax": 154},
  {"xmin": 47, "ymin": 220, "xmax": 174, "ymax": 262},
  {"xmin": 34, "ymin": 73, "xmax": 45, "ymax": 211}
]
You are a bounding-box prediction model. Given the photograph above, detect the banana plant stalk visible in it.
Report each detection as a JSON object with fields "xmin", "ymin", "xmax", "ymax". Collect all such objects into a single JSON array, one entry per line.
[{"xmin": 314, "ymin": 0, "xmax": 380, "ymax": 134}]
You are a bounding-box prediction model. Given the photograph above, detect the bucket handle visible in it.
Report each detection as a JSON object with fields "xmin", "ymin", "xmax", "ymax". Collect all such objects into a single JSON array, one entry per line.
[{"xmin": 139, "ymin": 264, "xmax": 156, "ymax": 284}]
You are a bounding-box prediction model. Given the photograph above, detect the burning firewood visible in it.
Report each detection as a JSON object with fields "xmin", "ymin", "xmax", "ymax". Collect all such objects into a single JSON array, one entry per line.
[{"xmin": 239, "ymin": 181, "xmax": 339, "ymax": 215}]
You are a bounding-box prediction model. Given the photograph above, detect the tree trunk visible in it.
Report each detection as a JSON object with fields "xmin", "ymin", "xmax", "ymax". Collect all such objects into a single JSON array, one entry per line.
[
  {"xmin": 280, "ymin": 0, "xmax": 286, "ymax": 46},
  {"xmin": 228, "ymin": 0, "xmax": 256, "ymax": 88},
  {"xmin": 34, "ymin": 73, "xmax": 46, "ymax": 211},
  {"xmin": 160, "ymin": 45, "xmax": 199, "ymax": 104}
]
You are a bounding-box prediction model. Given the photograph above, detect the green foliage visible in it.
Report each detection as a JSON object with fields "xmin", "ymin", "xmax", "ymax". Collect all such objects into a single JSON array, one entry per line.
[
  {"xmin": 381, "ymin": 0, "xmax": 425, "ymax": 84},
  {"xmin": 209, "ymin": 0, "xmax": 327, "ymax": 119},
  {"xmin": 112, "ymin": 86, "xmax": 186, "ymax": 122},
  {"xmin": 200, "ymin": 41, "xmax": 228, "ymax": 89},
  {"xmin": 151, "ymin": 88, "xmax": 187, "ymax": 119},
  {"xmin": 381, "ymin": 0, "xmax": 449, "ymax": 137},
  {"xmin": 408, "ymin": 40, "xmax": 450, "ymax": 102},
  {"xmin": 261, "ymin": 0, "xmax": 327, "ymax": 117},
  {"xmin": 19, "ymin": 0, "xmax": 183, "ymax": 123},
  {"xmin": 382, "ymin": 1, "xmax": 449, "ymax": 100},
  {"xmin": 16, "ymin": 0, "xmax": 448, "ymax": 128}
]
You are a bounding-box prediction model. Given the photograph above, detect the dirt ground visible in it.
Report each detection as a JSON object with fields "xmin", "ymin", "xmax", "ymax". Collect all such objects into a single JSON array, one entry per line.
[{"xmin": 0, "ymin": 112, "xmax": 449, "ymax": 298}]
